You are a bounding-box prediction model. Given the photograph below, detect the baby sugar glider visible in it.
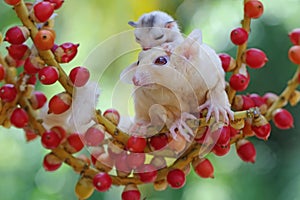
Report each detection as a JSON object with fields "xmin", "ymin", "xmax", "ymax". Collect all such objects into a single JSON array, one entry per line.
[
  {"xmin": 128, "ymin": 11, "xmax": 184, "ymax": 51},
  {"xmin": 121, "ymin": 29, "xmax": 234, "ymax": 141}
]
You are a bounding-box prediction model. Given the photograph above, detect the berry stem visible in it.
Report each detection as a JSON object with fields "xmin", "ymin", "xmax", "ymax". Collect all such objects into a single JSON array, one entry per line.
[
  {"xmin": 227, "ymin": 0, "xmax": 252, "ymax": 103},
  {"xmin": 14, "ymin": 1, "xmax": 73, "ymax": 93},
  {"xmin": 13, "ymin": 0, "xmax": 132, "ymax": 146},
  {"xmin": 265, "ymin": 66, "xmax": 300, "ymax": 120}
]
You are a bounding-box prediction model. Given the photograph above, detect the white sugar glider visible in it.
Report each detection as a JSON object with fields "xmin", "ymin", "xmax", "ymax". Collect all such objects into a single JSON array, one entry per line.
[
  {"xmin": 128, "ymin": 11, "xmax": 184, "ymax": 51},
  {"xmin": 40, "ymin": 81, "xmax": 100, "ymax": 133},
  {"xmin": 120, "ymin": 29, "xmax": 233, "ymax": 140}
]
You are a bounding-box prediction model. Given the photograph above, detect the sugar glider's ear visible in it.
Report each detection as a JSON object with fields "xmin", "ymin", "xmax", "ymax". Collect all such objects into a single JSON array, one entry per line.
[
  {"xmin": 174, "ymin": 29, "xmax": 203, "ymax": 60},
  {"xmin": 120, "ymin": 61, "xmax": 138, "ymax": 84},
  {"xmin": 165, "ymin": 21, "xmax": 176, "ymax": 29},
  {"xmin": 128, "ymin": 21, "xmax": 137, "ymax": 28}
]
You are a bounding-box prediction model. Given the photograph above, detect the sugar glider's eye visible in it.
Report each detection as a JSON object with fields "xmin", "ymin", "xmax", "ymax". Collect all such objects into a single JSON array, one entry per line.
[
  {"xmin": 136, "ymin": 37, "xmax": 140, "ymax": 41},
  {"xmin": 155, "ymin": 35, "xmax": 164, "ymax": 40},
  {"xmin": 154, "ymin": 56, "xmax": 168, "ymax": 65},
  {"xmin": 137, "ymin": 60, "xmax": 140, "ymax": 66}
]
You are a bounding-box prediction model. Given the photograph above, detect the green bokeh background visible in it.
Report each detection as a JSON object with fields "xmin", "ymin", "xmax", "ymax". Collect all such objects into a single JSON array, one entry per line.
[{"xmin": 0, "ymin": 0, "xmax": 300, "ymax": 200}]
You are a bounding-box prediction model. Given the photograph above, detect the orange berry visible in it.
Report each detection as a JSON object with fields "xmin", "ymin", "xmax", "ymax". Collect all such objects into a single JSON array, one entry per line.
[
  {"xmin": 34, "ymin": 30, "xmax": 55, "ymax": 50},
  {"xmin": 288, "ymin": 45, "xmax": 300, "ymax": 64}
]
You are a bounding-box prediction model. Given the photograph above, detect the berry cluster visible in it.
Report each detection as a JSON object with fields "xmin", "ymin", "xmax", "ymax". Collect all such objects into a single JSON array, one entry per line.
[{"xmin": 0, "ymin": 1, "xmax": 299, "ymax": 200}]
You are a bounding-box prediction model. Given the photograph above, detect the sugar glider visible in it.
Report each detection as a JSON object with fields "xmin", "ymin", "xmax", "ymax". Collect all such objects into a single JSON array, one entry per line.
[
  {"xmin": 121, "ymin": 29, "xmax": 233, "ymax": 140},
  {"xmin": 128, "ymin": 11, "xmax": 184, "ymax": 51}
]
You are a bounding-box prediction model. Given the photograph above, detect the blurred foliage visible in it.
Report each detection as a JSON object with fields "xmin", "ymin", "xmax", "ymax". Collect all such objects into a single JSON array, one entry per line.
[{"xmin": 0, "ymin": 0, "xmax": 300, "ymax": 200}]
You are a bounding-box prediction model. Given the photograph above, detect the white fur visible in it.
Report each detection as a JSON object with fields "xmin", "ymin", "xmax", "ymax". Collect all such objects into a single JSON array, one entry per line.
[{"xmin": 40, "ymin": 81, "xmax": 100, "ymax": 133}]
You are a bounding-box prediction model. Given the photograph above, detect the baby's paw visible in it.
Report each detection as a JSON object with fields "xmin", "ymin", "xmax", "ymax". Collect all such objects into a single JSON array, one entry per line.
[{"xmin": 161, "ymin": 42, "xmax": 177, "ymax": 54}]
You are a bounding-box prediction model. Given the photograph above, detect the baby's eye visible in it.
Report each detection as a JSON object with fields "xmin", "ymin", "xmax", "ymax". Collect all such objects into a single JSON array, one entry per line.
[
  {"xmin": 155, "ymin": 35, "xmax": 164, "ymax": 40},
  {"xmin": 154, "ymin": 56, "xmax": 168, "ymax": 65}
]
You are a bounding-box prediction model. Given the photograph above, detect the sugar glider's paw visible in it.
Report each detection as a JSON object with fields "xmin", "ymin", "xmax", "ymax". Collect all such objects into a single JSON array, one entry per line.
[
  {"xmin": 161, "ymin": 42, "xmax": 177, "ymax": 54},
  {"xmin": 169, "ymin": 112, "xmax": 197, "ymax": 142},
  {"xmin": 198, "ymin": 100, "xmax": 234, "ymax": 124}
]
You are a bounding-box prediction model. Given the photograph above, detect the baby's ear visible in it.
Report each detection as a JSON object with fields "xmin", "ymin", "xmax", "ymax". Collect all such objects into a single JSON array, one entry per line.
[
  {"xmin": 174, "ymin": 29, "xmax": 203, "ymax": 60},
  {"xmin": 128, "ymin": 21, "xmax": 137, "ymax": 27},
  {"xmin": 165, "ymin": 21, "xmax": 175, "ymax": 29},
  {"xmin": 120, "ymin": 62, "xmax": 138, "ymax": 84}
]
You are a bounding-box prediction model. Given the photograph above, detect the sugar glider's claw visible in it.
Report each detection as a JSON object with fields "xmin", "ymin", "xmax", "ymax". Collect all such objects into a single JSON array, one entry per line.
[{"xmin": 169, "ymin": 112, "xmax": 196, "ymax": 142}]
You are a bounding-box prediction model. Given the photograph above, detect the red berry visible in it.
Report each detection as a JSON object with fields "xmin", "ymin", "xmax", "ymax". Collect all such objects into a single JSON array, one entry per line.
[
  {"xmin": 51, "ymin": 126, "xmax": 67, "ymax": 143},
  {"xmin": 242, "ymin": 120, "xmax": 255, "ymax": 137},
  {"xmin": 248, "ymin": 93, "xmax": 264, "ymax": 106},
  {"xmin": 288, "ymin": 45, "xmax": 300, "ymax": 65},
  {"xmin": 135, "ymin": 164, "xmax": 157, "ymax": 183},
  {"xmin": 7, "ymin": 44, "xmax": 30, "ymax": 60},
  {"xmin": 41, "ymin": 130, "xmax": 62, "ymax": 149},
  {"xmin": 44, "ymin": 0, "xmax": 64, "ymax": 9},
  {"xmin": 43, "ymin": 153, "xmax": 62, "ymax": 171},
  {"xmin": 4, "ymin": 0, "xmax": 21, "ymax": 5},
  {"xmin": 67, "ymin": 133, "xmax": 84, "ymax": 153},
  {"xmin": 244, "ymin": 0, "xmax": 264, "ymax": 19},
  {"xmin": 252, "ymin": 122, "xmax": 271, "ymax": 140},
  {"xmin": 0, "ymin": 64, "xmax": 5, "ymax": 81},
  {"xmin": 218, "ymin": 53, "xmax": 236, "ymax": 72},
  {"xmin": 48, "ymin": 92, "xmax": 71, "ymax": 114},
  {"xmin": 149, "ymin": 133, "xmax": 169, "ymax": 150},
  {"xmin": 229, "ymin": 125, "xmax": 239, "ymax": 137},
  {"xmin": 272, "ymin": 108, "xmax": 294, "ymax": 130},
  {"xmin": 34, "ymin": 30, "xmax": 55, "ymax": 51},
  {"xmin": 242, "ymin": 95, "xmax": 255, "ymax": 110},
  {"xmin": 262, "ymin": 92, "xmax": 279, "ymax": 107},
  {"xmin": 229, "ymin": 73, "xmax": 250, "ymax": 91},
  {"xmin": 38, "ymin": 66, "xmax": 59, "ymax": 85},
  {"xmin": 213, "ymin": 144, "xmax": 230, "ymax": 156},
  {"xmin": 10, "ymin": 108, "xmax": 29, "ymax": 128},
  {"xmin": 53, "ymin": 42, "xmax": 79, "ymax": 63},
  {"xmin": 115, "ymin": 153, "xmax": 131, "ymax": 174},
  {"xmin": 230, "ymin": 27, "xmax": 248, "ymax": 45},
  {"xmin": 24, "ymin": 128, "xmax": 38, "ymax": 142},
  {"xmin": 30, "ymin": 91, "xmax": 47, "ymax": 109},
  {"xmin": 215, "ymin": 126, "xmax": 231, "ymax": 146},
  {"xmin": 289, "ymin": 28, "xmax": 300, "ymax": 45},
  {"xmin": 0, "ymin": 84, "xmax": 17, "ymax": 102},
  {"xmin": 236, "ymin": 139, "xmax": 256, "ymax": 163},
  {"xmin": 5, "ymin": 26, "xmax": 29, "ymax": 44},
  {"xmin": 103, "ymin": 108, "xmax": 120, "ymax": 125},
  {"xmin": 126, "ymin": 152, "xmax": 145, "ymax": 169},
  {"xmin": 167, "ymin": 169, "xmax": 186, "ymax": 189},
  {"xmin": 84, "ymin": 125, "xmax": 105, "ymax": 146},
  {"xmin": 192, "ymin": 158, "xmax": 214, "ymax": 178},
  {"xmin": 127, "ymin": 136, "xmax": 146, "ymax": 153},
  {"xmin": 24, "ymin": 56, "xmax": 44, "ymax": 74},
  {"xmin": 33, "ymin": 1, "xmax": 55, "ymax": 23},
  {"xmin": 69, "ymin": 66, "xmax": 90, "ymax": 87},
  {"xmin": 90, "ymin": 147, "xmax": 105, "ymax": 165},
  {"xmin": 93, "ymin": 172, "xmax": 112, "ymax": 192},
  {"xmin": 244, "ymin": 48, "xmax": 268, "ymax": 69},
  {"xmin": 122, "ymin": 184, "xmax": 141, "ymax": 200},
  {"xmin": 27, "ymin": 74, "xmax": 37, "ymax": 85}
]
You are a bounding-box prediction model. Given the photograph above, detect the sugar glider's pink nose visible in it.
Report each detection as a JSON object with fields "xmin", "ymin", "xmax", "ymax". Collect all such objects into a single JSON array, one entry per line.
[{"xmin": 132, "ymin": 76, "xmax": 139, "ymax": 86}]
